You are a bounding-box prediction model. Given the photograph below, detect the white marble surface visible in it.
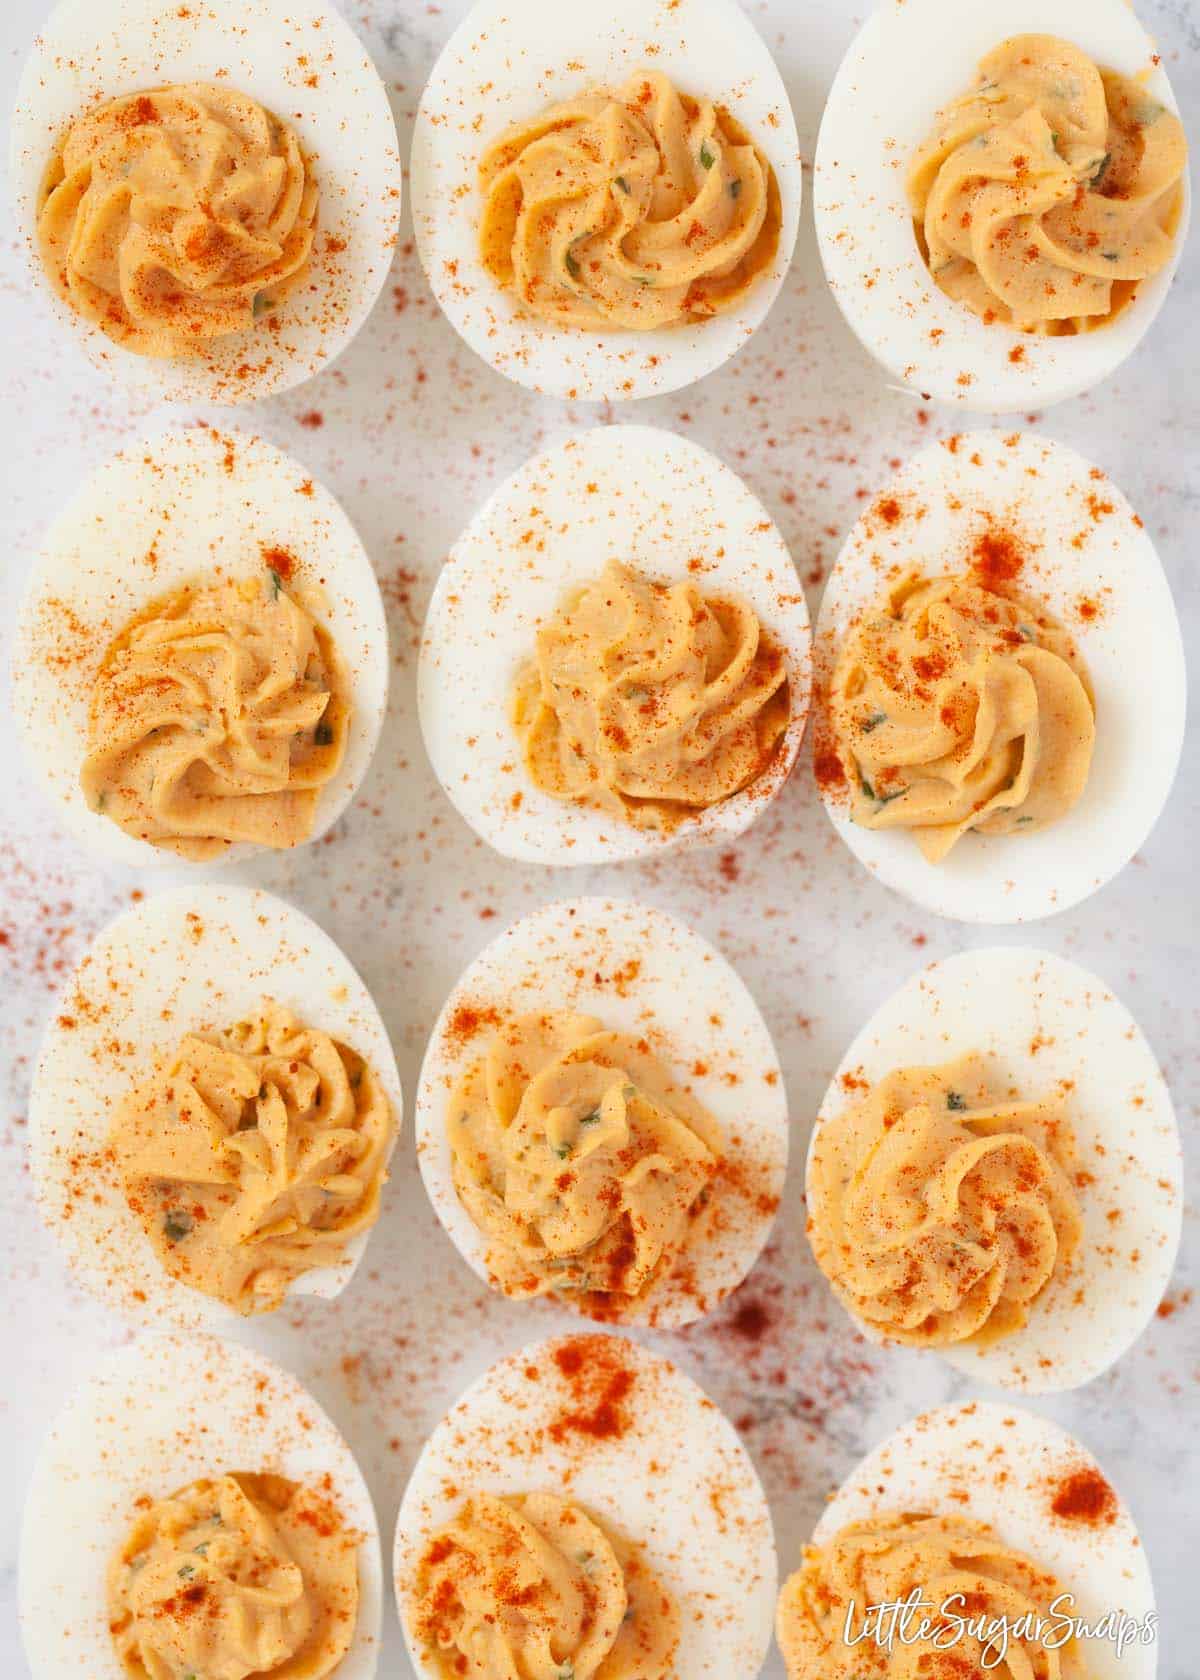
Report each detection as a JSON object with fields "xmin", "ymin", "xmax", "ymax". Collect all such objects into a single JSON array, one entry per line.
[{"xmin": 1, "ymin": 2, "xmax": 1197, "ymax": 1677}]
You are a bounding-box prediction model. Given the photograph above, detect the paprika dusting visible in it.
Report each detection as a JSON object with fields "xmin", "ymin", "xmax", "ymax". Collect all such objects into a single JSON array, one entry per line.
[
  {"xmin": 38, "ymin": 84, "xmax": 318, "ymax": 360},
  {"xmin": 826, "ymin": 566, "xmax": 1094, "ymax": 861},
  {"xmin": 1049, "ymin": 1464, "xmax": 1118, "ymax": 1526},
  {"xmin": 411, "ymin": 1489, "xmax": 679, "ymax": 1679},
  {"xmin": 511, "ymin": 560, "xmax": 789, "ymax": 831},
  {"xmin": 107, "ymin": 1472, "xmax": 358, "ymax": 1680},
  {"xmin": 445, "ymin": 1009, "xmax": 723, "ymax": 1314},
  {"xmin": 548, "ymin": 1337, "xmax": 638, "ymax": 1444}
]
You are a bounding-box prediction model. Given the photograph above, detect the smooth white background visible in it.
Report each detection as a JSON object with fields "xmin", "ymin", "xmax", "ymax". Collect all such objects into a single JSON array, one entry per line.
[{"xmin": 1, "ymin": 2, "xmax": 1196, "ymax": 1677}]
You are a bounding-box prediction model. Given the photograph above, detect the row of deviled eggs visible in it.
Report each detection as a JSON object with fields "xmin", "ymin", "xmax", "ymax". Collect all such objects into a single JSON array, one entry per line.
[
  {"xmin": 12, "ymin": 421, "xmax": 1186, "ymax": 925},
  {"xmin": 9, "ymin": 0, "xmax": 1190, "ymax": 409}
]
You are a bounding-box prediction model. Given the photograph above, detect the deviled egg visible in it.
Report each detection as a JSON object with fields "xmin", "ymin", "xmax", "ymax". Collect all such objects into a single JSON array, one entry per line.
[
  {"xmin": 395, "ymin": 1332, "xmax": 777, "ymax": 1679},
  {"xmin": 814, "ymin": 0, "xmax": 1189, "ymax": 411},
  {"xmin": 806, "ymin": 945, "xmax": 1181, "ymax": 1393},
  {"xmin": 813, "ymin": 429, "xmax": 1185, "ymax": 923},
  {"xmin": 419, "ymin": 424, "xmax": 812, "ymax": 866},
  {"xmin": 410, "ymin": 0, "xmax": 801, "ymax": 400},
  {"xmin": 12, "ymin": 424, "xmax": 389, "ymax": 868},
  {"xmin": 29, "ymin": 883, "xmax": 403, "ymax": 1328},
  {"xmin": 20, "ymin": 1333, "xmax": 383, "ymax": 1680},
  {"xmin": 416, "ymin": 895, "xmax": 788, "ymax": 1329},
  {"xmin": 10, "ymin": 0, "xmax": 403, "ymax": 403},
  {"xmin": 778, "ymin": 1402, "xmax": 1156, "ymax": 1680}
]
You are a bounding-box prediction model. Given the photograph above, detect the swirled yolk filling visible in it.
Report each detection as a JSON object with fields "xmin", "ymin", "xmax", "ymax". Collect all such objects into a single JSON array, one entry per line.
[
  {"xmin": 908, "ymin": 34, "xmax": 1187, "ymax": 334},
  {"xmin": 413, "ymin": 1492, "xmax": 679, "ymax": 1680},
  {"xmin": 38, "ymin": 83, "xmax": 318, "ymax": 358},
  {"xmin": 112, "ymin": 1002, "xmax": 394, "ymax": 1314},
  {"xmin": 829, "ymin": 569, "xmax": 1094, "ymax": 863},
  {"xmin": 108, "ymin": 1472, "xmax": 358, "ymax": 1680},
  {"xmin": 447, "ymin": 1010, "xmax": 722, "ymax": 1304},
  {"xmin": 479, "ymin": 69, "xmax": 781, "ymax": 330},
  {"xmin": 512, "ymin": 560, "xmax": 790, "ymax": 830},
  {"xmin": 807, "ymin": 1053, "xmax": 1083, "ymax": 1348},
  {"xmin": 777, "ymin": 1511, "xmax": 1086, "ymax": 1679},
  {"xmin": 81, "ymin": 570, "xmax": 350, "ymax": 861}
]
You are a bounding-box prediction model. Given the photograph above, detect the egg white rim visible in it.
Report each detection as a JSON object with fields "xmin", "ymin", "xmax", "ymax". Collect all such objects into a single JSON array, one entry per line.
[
  {"xmin": 9, "ymin": 0, "xmax": 403, "ymax": 404},
  {"xmin": 415, "ymin": 894, "xmax": 789, "ymax": 1329},
  {"xmin": 813, "ymin": 0, "xmax": 1190, "ymax": 413},
  {"xmin": 28, "ymin": 882, "xmax": 404, "ymax": 1329},
  {"xmin": 810, "ymin": 1401, "xmax": 1155, "ymax": 1680},
  {"xmin": 418, "ymin": 422, "xmax": 812, "ymax": 866},
  {"xmin": 19, "ymin": 1332, "xmax": 384, "ymax": 1680},
  {"xmin": 11, "ymin": 423, "xmax": 390, "ymax": 869},
  {"xmin": 410, "ymin": 0, "xmax": 801, "ymax": 402},
  {"xmin": 804, "ymin": 945, "xmax": 1181, "ymax": 1393},
  {"xmin": 393, "ymin": 1332, "xmax": 778, "ymax": 1680},
  {"xmin": 813, "ymin": 428, "xmax": 1186, "ymax": 923}
]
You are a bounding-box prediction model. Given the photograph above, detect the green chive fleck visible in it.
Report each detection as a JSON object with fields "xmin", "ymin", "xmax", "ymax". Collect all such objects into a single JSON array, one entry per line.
[
  {"xmin": 1090, "ymin": 152, "xmax": 1111, "ymax": 188},
  {"xmin": 565, "ymin": 249, "xmax": 581, "ymax": 279},
  {"xmin": 553, "ymin": 1142, "xmax": 572, "ymax": 1160},
  {"xmin": 252, "ymin": 293, "xmax": 272, "ymax": 318},
  {"xmin": 267, "ymin": 566, "xmax": 283, "ymax": 598},
  {"xmin": 178, "ymin": 1563, "xmax": 195, "ymax": 1580},
  {"xmin": 579, "ymin": 1108, "xmax": 601, "ymax": 1128},
  {"xmin": 859, "ymin": 775, "xmax": 905, "ymax": 806},
  {"xmin": 1017, "ymin": 624, "xmax": 1036, "ymax": 642},
  {"xmin": 730, "ymin": 177, "xmax": 742, "ymax": 198},
  {"xmin": 1102, "ymin": 251, "xmax": 1121, "ymax": 262},
  {"xmin": 164, "ymin": 1209, "xmax": 193, "ymax": 1243},
  {"xmin": 614, "ymin": 175, "xmax": 631, "ymax": 194},
  {"xmin": 946, "ymin": 1091, "xmax": 967, "ymax": 1112},
  {"xmin": 314, "ymin": 720, "xmax": 334, "ymax": 747},
  {"xmin": 699, "ymin": 141, "xmax": 715, "ymax": 170},
  {"xmin": 1015, "ymin": 815, "xmax": 1034, "ymax": 825},
  {"xmin": 861, "ymin": 711, "xmax": 887, "ymax": 734}
]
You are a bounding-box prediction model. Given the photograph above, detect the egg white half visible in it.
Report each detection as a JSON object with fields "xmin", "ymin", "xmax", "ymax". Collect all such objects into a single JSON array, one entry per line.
[
  {"xmin": 805, "ymin": 945, "xmax": 1181, "ymax": 1393},
  {"xmin": 416, "ymin": 895, "xmax": 788, "ymax": 1329},
  {"xmin": 394, "ymin": 1332, "xmax": 777, "ymax": 1679},
  {"xmin": 20, "ymin": 1332, "xmax": 383, "ymax": 1680},
  {"xmin": 814, "ymin": 429, "xmax": 1185, "ymax": 923},
  {"xmin": 28, "ymin": 883, "xmax": 404, "ymax": 1329},
  {"xmin": 10, "ymin": 0, "xmax": 402, "ymax": 404},
  {"xmin": 12, "ymin": 424, "xmax": 389, "ymax": 868},
  {"xmin": 410, "ymin": 0, "xmax": 801, "ymax": 401},
  {"xmin": 419, "ymin": 423, "xmax": 812, "ymax": 865},
  {"xmin": 811, "ymin": 1402, "xmax": 1156, "ymax": 1680},
  {"xmin": 814, "ymin": 0, "xmax": 1189, "ymax": 412}
]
